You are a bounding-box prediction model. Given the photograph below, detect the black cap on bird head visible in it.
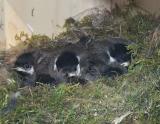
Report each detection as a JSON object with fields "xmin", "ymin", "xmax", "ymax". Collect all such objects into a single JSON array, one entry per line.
[{"xmin": 13, "ymin": 52, "xmax": 35, "ymax": 75}]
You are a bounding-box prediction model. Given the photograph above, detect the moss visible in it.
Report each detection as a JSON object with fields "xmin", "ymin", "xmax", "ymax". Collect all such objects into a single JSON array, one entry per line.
[{"xmin": 0, "ymin": 4, "xmax": 160, "ymax": 124}]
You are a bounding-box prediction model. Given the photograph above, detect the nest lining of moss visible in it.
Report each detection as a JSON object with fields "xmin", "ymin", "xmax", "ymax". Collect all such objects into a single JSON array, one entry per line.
[{"xmin": 0, "ymin": 4, "xmax": 160, "ymax": 124}]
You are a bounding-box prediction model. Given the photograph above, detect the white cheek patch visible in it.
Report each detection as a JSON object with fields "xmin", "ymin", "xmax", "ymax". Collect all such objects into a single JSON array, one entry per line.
[
  {"xmin": 109, "ymin": 56, "xmax": 116, "ymax": 63},
  {"xmin": 76, "ymin": 56, "xmax": 80, "ymax": 62},
  {"xmin": 13, "ymin": 66, "xmax": 34, "ymax": 75},
  {"xmin": 76, "ymin": 64, "xmax": 81, "ymax": 76},
  {"xmin": 68, "ymin": 64, "xmax": 81, "ymax": 77},
  {"xmin": 27, "ymin": 67, "xmax": 34, "ymax": 75},
  {"xmin": 68, "ymin": 56, "xmax": 81, "ymax": 77},
  {"xmin": 121, "ymin": 61, "xmax": 130, "ymax": 67},
  {"xmin": 54, "ymin": 57, "xmax": 58, "ymax": 71},
  {"xmin": 75, "ymin": 56, "xmax": 81, "ymax": 76},
  {"xmin": 107, "ymin": 50, "xmax": 116, "ymax": 63}
]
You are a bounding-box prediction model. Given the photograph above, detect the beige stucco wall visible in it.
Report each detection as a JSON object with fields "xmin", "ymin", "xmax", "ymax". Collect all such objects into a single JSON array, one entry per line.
[
  {"xmin": 0, "ymin": 0, "xmax": 160, "ymax": 50},
  {"xmin": 0, "ymin": 0, "xmax": 5, "ymax": 50},
  {"xmin": 136, "ymin": 0, "xmax": 160, "ymax": 16},
  {"xmin": 1, "ymin": 0, "xmax": 129, "ymax": 50},
  {"xmin": 4, "ymin": 0, "xmax": 32, "ymax": 49},
  {"xmin": 8, "ymin": 0, "xmax": 111, "ymax": 36},
  {"xmin": 2, "ymin": 0, "xmax": 113, "ymax": 50}
]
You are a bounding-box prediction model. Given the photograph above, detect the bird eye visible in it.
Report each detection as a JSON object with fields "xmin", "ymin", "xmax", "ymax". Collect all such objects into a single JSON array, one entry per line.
[
  {"xmin": 74, "ymin": 67, "xmax": 77, "ymax": 71},
  {"xmin": 24, "ymin": 64, "xmax": 32, "ymax": 69}
]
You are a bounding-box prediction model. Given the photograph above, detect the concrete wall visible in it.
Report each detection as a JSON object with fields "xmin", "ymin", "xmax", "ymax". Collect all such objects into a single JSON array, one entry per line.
[
  {"xmin": 1, "ymin": 0, "xmax": 114, "ymax": 50},
  {"xmin": 0, "ymin": 0, "xmax": 160, "ymax": 50},
  {"xmin": 136, "ymin": 0, "xmax": 160, "ymax": 16},
  {"xmin": 7, "ymin": 0, "xmax": 111, "ymax": 36},
  {"xmin": 1, "ymin": 0, "xmax": 129, "ymax": 50},
  {"xmin": 0, "ymin": 0, "xmax": 5, "ymax": 50}
]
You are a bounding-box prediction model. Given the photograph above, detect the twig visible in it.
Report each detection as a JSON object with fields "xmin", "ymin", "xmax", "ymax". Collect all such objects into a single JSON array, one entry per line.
[
  {"xmin": 112, "ymin": 111, "xmax": 132, "ymax": 124},
  {"xmin": 66, "ymin": 97, "xmax": 104, "ymax": 105},
  {"xmin": 146, "ymin": 25, "xmax": 160, "ymax": 58}
]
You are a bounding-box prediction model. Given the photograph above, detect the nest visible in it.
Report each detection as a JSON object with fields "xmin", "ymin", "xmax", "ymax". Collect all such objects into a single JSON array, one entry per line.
[{"xmin": 0, "ymin": 4, "xmax": 160, "ymax": 124}]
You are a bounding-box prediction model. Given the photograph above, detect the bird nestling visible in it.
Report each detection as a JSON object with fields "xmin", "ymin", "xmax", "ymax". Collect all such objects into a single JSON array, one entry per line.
[{"xmin": 13, "ymin": 37, "xmax": 133, "ymax": 86}]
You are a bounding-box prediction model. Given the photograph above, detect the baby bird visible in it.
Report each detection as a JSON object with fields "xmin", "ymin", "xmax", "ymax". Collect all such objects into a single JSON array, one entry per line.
[{"xmin": 13, "ymin": 37, "xmax": 133, "ymax": 86}]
